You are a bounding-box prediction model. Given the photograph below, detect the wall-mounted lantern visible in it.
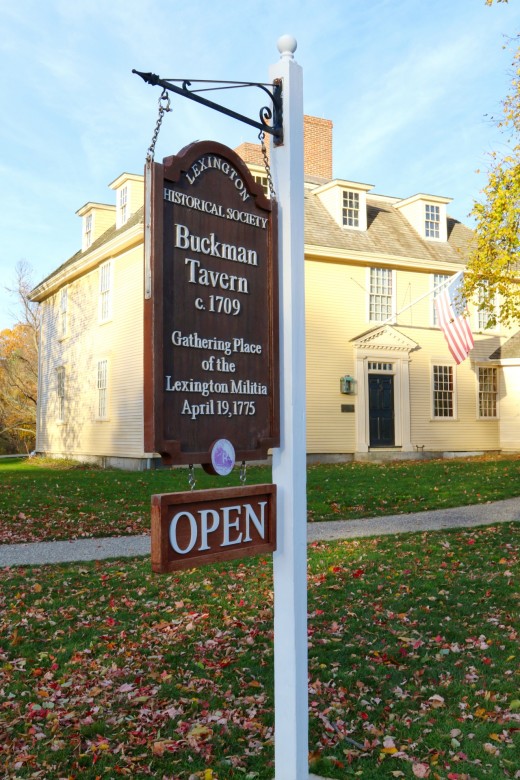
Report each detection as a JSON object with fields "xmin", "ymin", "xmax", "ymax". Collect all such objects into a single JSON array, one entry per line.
[{"xmin": 340, "ymin": 375, "xmax": 356, "ymax": 395}]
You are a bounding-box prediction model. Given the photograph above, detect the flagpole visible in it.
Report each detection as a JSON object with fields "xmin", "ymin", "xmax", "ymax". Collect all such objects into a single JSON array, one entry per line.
[{"xmin": 379, "ymin": 270, "xmax": 463, "ymax": 326}]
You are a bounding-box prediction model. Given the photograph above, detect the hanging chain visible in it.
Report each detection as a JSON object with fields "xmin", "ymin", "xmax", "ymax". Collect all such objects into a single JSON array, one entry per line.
[
  {"xmin": 188, "ymin": 464, "xmax": 196, "ymax": 491},
  {"xmin": 146, "ymin": 89, "xmax": 172, "ymax": 162},
  {"xmin": 239, "ymin": 461, "xmax": 247, "ymax": 485},
  {"xmin": 258, "ymin": 130, "xmax": 276, "ymax": 200}
]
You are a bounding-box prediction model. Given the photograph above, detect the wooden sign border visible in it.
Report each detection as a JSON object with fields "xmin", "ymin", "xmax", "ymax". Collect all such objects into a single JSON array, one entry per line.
[
  {"xmin": 151, "ymin": 483, "xmax": 277, "ymax": 572},
  {"xmin": 144, "ymin": 140, "xmax": 279, "ymax": 466}
]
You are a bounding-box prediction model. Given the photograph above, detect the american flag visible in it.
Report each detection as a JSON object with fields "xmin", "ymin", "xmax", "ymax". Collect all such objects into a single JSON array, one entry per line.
[{"xmin": 434, "ymin": 272, "xmax": 474, "ymax": 364}]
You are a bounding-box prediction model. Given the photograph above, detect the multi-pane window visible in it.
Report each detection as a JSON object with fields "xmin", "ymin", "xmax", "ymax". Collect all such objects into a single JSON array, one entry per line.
[
  {"xmin": 478, "ymin": 308, "xmax": 491, "ymax": 331},
  {"xmin": 369, "ymin": 267, "xmax": 393, "ymax": 321},
  {"xmin": 97, "ymin": 359, "xmax": 108, "ymax": 419},
  {"xmin": 59, "ymin": 287, "xmax": 68, "ymax": 339},
  {"xmin": 433, "ymin": 364, "xmax": 454, "ymax": 418},
  {"xmin": 99, "ymin": 261, "xmax": 112, "ymax": 322},
  {"xmin": 343, "ymin": 190, "xmax": 360, "ymax": 227},
  {"xmin": 478, "ymin": 367, "xmax": 498, "ymax": 418},
  {"xmin": 56, "ymin": 366, "xmax": 65, "ymax": 421},
  {"xmin": 368, "ymin": 362, "xmax": 393, "ymax": 372},
  {"xmin": 118, "ymin": 186, "xmax": 128, "ymax": 226},
  {"xmin": 432, "ymin": 273, "xmax": 450, "ymax": 326},
  {"xmin": 252, "ymin": 173, "xmax": 269, "ymax": 198},
  {"xmin": 477, "ymin": 289, "xmax": 497, "ymax": 331},
  {"xmin": 85, "ymin": 213, "xmax": 93, "ymax": 248},
  {"xmin": 425, "ymin": 204, "xmax": 440, "ymax": 238}
]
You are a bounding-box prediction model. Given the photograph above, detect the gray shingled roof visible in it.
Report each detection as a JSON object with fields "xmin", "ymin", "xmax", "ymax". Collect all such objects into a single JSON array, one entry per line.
[
  {"xmin": 489, "ymin": 331, "xmax": 520, "ymax": 359},
  {"xmin": 32, "ymin": 206, "xmax": 145, "ymax": 293},
  {"xmin": 305, "ymin": 189, "xmax": 474, "ymax": 264},
  {"xmin": 33, "ymin": 179, "xmax": 474, "ymax": 296}
]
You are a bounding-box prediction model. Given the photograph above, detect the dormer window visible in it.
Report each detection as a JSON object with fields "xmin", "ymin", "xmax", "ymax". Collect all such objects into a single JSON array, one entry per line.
[
  {"xmin": 342, "ymin": 190, "xmax": 360, "ymax": 227},
  {"xmin": 252, "ymin": 173, "xmax": 269, "ymax": 199},
  {"xmin": 109, "ymin": 173, "xmax": 144, "ymax": 229},
  {"xmin": 118, "ymin": 186, "xmax": 128, "ymax": 227},
  {"xmin": 85, "ymin": 213, "xmax": 93, "ymax": 248},
  {"xmin": 77, "ymin": 202, "xmax": 116, "ymax": 250},
  {"xmin": 395, "ymin": 193, "xmax": 451, "ymax": 242},
  {"xmin": 313, "ymin": 179, "xmax": 373, "ymax": 232},
  {"xmin": 425, "ymin": 204, "xmax": 440, "ymax": 238}
]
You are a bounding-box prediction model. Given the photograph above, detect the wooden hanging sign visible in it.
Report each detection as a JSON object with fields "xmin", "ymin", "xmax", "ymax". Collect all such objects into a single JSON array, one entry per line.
[
  {"xmin": 151, "ymin": 483, "xmax": 277, "ymax": 572},
  {"xmin": 144, "ymin": 141, "xmax": 279, "ymax": 466}
]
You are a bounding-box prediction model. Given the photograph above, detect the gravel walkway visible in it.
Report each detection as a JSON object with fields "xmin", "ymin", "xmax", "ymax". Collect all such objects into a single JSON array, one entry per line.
[{"xmin": 1, "ymin": 497, "xmax": 519, "ymax": 568}]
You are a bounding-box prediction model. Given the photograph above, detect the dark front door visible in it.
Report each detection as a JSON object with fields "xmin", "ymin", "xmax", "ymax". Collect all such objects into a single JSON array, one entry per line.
[{"xmin": 369, "ymin": 374, "xmax": 395, "ymax": 447}]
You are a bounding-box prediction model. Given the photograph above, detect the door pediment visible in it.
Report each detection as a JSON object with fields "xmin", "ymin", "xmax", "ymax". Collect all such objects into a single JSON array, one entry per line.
[{"xmin": 351, "ymin": 325, "xmax": 419, "ymax": 353}]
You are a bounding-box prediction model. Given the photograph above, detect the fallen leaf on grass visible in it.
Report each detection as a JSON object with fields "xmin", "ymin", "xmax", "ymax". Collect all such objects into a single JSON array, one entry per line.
[
  {"xmin": 152, "ymin": 740, "xmax": 173, "ymax": 756},
  {"xmin": 188, "ymin": 724, "xmax": 213, "ymax": 740},
  {"xmin": 382, "ymin": 736, "xmax": 398, "ymax": 754}
]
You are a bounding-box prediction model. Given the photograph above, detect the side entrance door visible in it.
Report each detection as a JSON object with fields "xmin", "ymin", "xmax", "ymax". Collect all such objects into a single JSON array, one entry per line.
[{"xmin": 368, "ymin": 374, "xmax": 395, "ymax": 447}]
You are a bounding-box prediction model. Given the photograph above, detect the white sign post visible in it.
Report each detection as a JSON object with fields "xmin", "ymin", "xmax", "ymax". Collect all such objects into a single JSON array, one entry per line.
[{"xmin": 269, "ymin": 37, "xmax": 309, "ymax": 780}]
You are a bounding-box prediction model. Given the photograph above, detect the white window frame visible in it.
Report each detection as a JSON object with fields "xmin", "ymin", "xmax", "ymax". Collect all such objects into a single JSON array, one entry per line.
[
  {"xmin": 98, "ymin": 261, "xmax": 112, "ymax": 323},
  {"xmin": 367, "ymin": 361, "xmax": 394, "ymax": 373},
  {"xmin": 425, "ymin": 203, "xmax": 440, "ymax": 239},
  {"xmin": 252, "ymin": 173, "xmax": 269, "ymax": 199},
  {"xmin": 59, "ymin": 287, "xmax": 68, "ymax": 340},
  {"xmin": 84, "ymin": 213, "xmax": 93, "ymax": 249},
  {"xmin": 476, "ymin": 289, "xmax": 499, "ymax": 332},
  {"xmin": 342, "ymin": 190, "xmax": 360, "ymax": 228},
  {"xmin": 117, "ymin": 185, "xmax": 129, "ymax": 228},
  {"xmin": 56, "ymin": 366, "xmax": 65, "ymax": 422},
  {"xmin": 477, "ymin": 307, "xmax": 491, "ymax": 332},
  {"xmin": 432, "ymin": 364, "xmax": 456, "ymax": 419},
  {"xmin": 431, "ymin": 273, "xmax": 450, "ymax": 326},
  {"xmin": 96, "ymin": 359, "xmax": 109, "ymax": 420},
  {"xmin": 368, "ymin": 267, "xmax": 394, "ymax": 323},
  {"xmin": 477, "ymin": 366, "xmax": 498, "ymax": 419}
]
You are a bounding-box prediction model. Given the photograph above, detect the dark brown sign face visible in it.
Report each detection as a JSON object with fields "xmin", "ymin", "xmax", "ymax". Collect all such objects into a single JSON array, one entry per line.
[
  {"xmin": 151, "ymin": 484, "xmax": 277, "ymax": 572},
  {"xmin": 144, "ymin": 141, "xmax": 279, "ymax": 465}
]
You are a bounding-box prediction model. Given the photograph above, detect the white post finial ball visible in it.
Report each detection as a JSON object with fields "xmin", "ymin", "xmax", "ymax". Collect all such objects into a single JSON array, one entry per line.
[{"xmin": 277, "ymin": 34, "xmax": 297, "ymax": 59}]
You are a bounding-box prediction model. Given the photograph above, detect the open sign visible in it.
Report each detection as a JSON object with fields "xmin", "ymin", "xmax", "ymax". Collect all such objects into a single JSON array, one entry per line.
[{"xmin": 151, "ymin": 484, "xmax": 276, "ymax": 572}]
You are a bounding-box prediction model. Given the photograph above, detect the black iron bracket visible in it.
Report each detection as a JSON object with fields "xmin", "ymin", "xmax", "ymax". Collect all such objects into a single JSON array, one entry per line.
[{"xmin": 132, "ymin": 70, "xmax": 283, "ymax": 145}]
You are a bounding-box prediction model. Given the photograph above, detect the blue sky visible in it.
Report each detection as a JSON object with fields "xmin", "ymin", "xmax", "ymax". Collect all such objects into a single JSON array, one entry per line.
[{"xmin": 1, "ymin": 0, "xmax": 518, "ymax": 329}]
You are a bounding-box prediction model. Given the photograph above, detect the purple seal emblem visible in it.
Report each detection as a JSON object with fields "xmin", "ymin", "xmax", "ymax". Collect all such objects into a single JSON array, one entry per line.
[{"xmin": 210, "ymin": 439, "xmax": 235, "ymax": 476}]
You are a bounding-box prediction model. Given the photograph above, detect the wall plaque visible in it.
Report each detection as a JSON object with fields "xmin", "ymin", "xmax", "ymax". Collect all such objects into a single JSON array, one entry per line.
[
  {"xmin": 151, "ymin": 484, "xmax": 277, "ymax": 572},
  {"xmin": 144, "ymin": 141, "xmax": 279, "ymax": 466}
]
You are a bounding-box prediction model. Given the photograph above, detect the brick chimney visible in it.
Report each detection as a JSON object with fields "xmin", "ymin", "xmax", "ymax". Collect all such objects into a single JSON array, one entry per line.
[
  {"xmin": 235, "ymin": 115, "xmax": 333, "ymax": 180},
  {"xmin": 303, "ymin": 116, "xmax": 332, "ymax": 179},
  {"xmin": 233, "ymin": 141, "xmax": 265, "ymax": 167}
]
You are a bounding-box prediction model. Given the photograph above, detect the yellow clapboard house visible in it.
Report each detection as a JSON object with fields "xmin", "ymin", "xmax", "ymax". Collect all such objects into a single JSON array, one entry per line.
[{"xmin": 30, "ymin": 117, "xmax": 520, "ymax": 469}]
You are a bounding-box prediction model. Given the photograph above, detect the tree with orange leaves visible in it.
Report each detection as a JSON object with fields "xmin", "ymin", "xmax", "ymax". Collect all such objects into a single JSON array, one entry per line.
[{"xmin": 0, "ymin": 262, "xmax": 39, "ymax": 453}]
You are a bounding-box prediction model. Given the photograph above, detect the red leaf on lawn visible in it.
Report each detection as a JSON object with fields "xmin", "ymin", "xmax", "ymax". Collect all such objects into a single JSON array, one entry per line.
[{"xmin": 412, "ymin": 763, "xmax": 430, "ymax": 778}]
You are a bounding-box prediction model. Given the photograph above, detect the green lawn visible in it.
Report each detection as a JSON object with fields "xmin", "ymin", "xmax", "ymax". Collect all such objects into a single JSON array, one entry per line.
[
  {"xmin": 0, "ymin": 523, "xmax": 518, "ymax": 778},
  {"xmin": 1, "ymin": 454, "xmax": 520, "ymax": 544}
]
